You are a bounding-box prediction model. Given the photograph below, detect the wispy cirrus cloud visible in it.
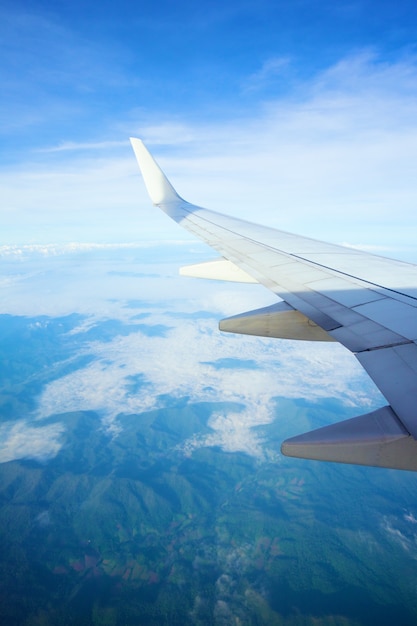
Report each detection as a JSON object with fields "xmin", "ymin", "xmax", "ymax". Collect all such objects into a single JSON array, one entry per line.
[
  {"xmin": 242, "ymin": 56, "xmax": 291, "ymax": 93},
  {"xmin": 3, "ymin": 53, "xmax": 417, "ymax": 258},
  {"xmin": 39, "ymin": 140, "xmax": 128, "ymax": 153},
  {"xmin": 381, "ymin": 515, "xmax": 417, "ymax": 554}
]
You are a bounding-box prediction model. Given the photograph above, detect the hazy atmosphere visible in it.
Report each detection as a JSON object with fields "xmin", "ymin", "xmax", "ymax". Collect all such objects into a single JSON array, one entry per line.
[{"xmin": 2, "ymin": 1, "xmax": 417, "ymax": 624}]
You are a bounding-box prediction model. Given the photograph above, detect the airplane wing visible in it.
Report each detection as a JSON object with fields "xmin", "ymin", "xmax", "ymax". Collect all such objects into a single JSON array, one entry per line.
[{"xmin": 130, "ymin": 137, "xmax": 417, "ymax": 471}]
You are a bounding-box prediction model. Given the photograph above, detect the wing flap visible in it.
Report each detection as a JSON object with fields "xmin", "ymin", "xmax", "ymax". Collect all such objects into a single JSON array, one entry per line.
[
  {"xmin": 281, "ymin": 406, "xmax": 417, "ymax": 471},
  {"xmin": 219, "ymin": 302, "xmax": 335, "ymax": 341}
]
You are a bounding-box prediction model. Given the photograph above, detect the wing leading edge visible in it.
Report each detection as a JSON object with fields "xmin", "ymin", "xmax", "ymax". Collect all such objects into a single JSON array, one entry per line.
[{"xmin": 130, "ymin": 137, "xmax": 417, "ymax": 471}]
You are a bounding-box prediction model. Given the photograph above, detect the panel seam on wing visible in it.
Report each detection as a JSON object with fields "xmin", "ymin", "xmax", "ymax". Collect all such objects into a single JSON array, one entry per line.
[
  {"xmin": 355, "ymin": 339, "xmax": 413, "ymax": 353},
  {"xmin": 176, "ymin": 208, "xmax": 417, "ymax": 304}
]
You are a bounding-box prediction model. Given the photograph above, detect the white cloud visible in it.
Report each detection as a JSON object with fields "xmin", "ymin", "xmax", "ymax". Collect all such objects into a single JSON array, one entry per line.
[
  {"xmin": 0, "ymin": 420, "xmax": 65, "ymax": 463},
  {"xmin": 180, "ymin": 404, "xmax": 279, "ymax": 459},
  {"xmin": 0, "ymin": 241, "xmax": 189, "ymax": 259},
  {"xmin": 404, "ymin": 511, "xmax": 417, "ymax": 524},
  {"xmin": 34, "ymin": 309, "xmax": 383, "ymax": 458}
]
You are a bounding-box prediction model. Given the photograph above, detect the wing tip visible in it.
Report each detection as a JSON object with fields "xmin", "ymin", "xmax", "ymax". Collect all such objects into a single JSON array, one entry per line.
[{"xmin": 130, "ymin": 138, "xmax": 182, "ymax": 205}]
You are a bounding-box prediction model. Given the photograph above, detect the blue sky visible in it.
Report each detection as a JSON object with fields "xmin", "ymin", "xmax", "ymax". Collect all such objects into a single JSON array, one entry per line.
[{"xmin": 2, "ymin": 0, "xmax": 417, "ymax": 256}]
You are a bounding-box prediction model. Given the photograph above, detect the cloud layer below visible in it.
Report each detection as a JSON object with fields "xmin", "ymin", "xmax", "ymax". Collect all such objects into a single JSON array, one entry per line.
[{"xmin": 23, "ymin": 249, "xmax": 382, "ymax": 460}]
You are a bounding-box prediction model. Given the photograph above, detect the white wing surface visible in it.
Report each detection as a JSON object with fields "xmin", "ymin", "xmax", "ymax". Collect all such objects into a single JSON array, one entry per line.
[{"xmin": 130, "ymin": 138, "xmax": 417, "ymax": 471}]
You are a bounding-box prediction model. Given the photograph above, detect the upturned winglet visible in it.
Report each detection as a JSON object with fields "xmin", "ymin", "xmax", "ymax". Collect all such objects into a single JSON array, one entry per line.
[{"xmin": 130, "ymin": 138, "xmax": 183, "ymax": 205}]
